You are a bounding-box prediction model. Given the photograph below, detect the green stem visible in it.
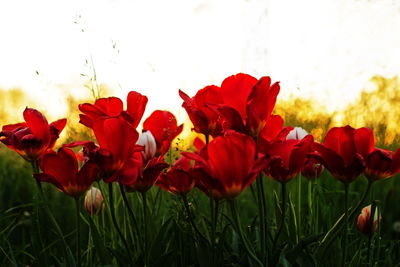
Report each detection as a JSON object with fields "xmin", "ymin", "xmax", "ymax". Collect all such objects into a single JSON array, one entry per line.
[
  {"xmin": 141, "ymin": 191, "xmax": 149, "ymax": 267},
  {"xmin": 210, "ymin": 195, "xmax": 216, "ymax": 264},
  {"xmin": 315, "ymin": 179, "xmax": 373, "ymax": 258},
  {"xmin": 229, "ymin": 200, "xmax": 263, "ymax": 267},
  {"xmin": 119, "ymin": 184, "xmax": 140, "ymax": 253},
  {"xmin": 108, "ymin": 183, "xmax": 133, "ymax": 265},
  {"xmin": 308, "ymin": 180, "xmax": 313, "ymax": 232},
  {"xmin": 256, "ymin": 175, "xmax": 267, "ymax": 264},
  {"xmin": 31, "ymin": 161, "xmax": 69, "ymax": 253},
  {"xmin": 273, "ymin": 182, "xmax": 286, "ymax": 251},
  {"xmin": 182, "ymin": 195, "xmax": 208, "ymax": 243},
  {"xmin": 297, "ymin": 174, "xmax": 302, "ymax": 241},
  {"xmin": 341, "ymin": 183, "xmax": 349, "ymax": 267},
  {"xmin": 75, "ymin": 197, "xmax": 81, "ymax": 267}
]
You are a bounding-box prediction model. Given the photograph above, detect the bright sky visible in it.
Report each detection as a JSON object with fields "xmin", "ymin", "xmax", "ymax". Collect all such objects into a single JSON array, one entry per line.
[{"xmin": 1, "ymin": 0, "xmax": 400, "ymax": 122}]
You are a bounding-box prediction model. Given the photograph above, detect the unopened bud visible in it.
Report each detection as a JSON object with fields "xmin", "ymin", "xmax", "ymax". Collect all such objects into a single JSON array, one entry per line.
[
  {"xmin": 136, "ymin": 130, "xmax": 157, "ymax": 162},
  {"xmin": 286, "ymin": 127, "xmax": 308, "ymax": 140},
  {"xmin": 356, "ymin": 205, "xmax": 381, "ymax": 236},
  {"xmin": 84, "ymin": 187, "xmax": 104, "ymax": 215}
]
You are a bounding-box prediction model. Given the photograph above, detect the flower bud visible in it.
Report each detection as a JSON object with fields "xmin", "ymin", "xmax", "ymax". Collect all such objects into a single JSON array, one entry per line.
[
  {"xmin": 301, "ymin": 160, "xmax": 324, "ymax": 179},
  {"xmin": 356, "ymin": 205, "xmax": 381, "ymax": 236},
  {"xmin": 286, "ymin": 127, "xmax": 308, "ymax": 140},
  {"xmin": 136, "ymin": 131, "xmax": 157, "ymax": 162},
  {"xmin": 84, "ymin": 187, "xmax": 104, "ymax": 215}
]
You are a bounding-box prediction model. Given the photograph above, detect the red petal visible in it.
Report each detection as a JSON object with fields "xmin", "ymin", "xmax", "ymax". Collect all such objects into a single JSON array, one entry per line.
[
  {"xmin": 23, "ymin": 108, "xmax": 50, "ymax": 142},
  {"xmin": 127, "ymin": 91, "xmax": 148, "ymax": 128},
  {"xmin": 354, "ymin": 127, "xmax": 375, "ymax": 159},
  {"xmin": 220, "ymin": 73, "xmax": 257, "ymax": 120},
  {"xmin": 323, "ymin": 126, "xmax": 356, "ymax": 166}
]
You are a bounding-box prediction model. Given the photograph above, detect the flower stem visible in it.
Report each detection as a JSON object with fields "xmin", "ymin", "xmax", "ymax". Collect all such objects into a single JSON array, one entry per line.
[
  {"xmin": 141, "ymin": 191, "xmax": 149, "ymax": 267},
  {"xmin": 341, "ymin": 183, "xmax": 349, "ymax": 267},
  {"xmin": 228, "ymin": 200, "xmax": 263, "ymax": 267},
  {"xmin": 119, "ymin": 184, "xmax": 140, "ymax": 253},
  {"xmin": 273, "ymin": 182, "xmax": 286, "ymax": 252},
  {"xmin": 256, "ymin": 174, "xmax": 267, "ymax": 264},
  {"xmin": 182, "ymin": 194, "xmax": 208, "ymax": 243},
  {"xmin": 297, "ymin": 174, "xmax": 302, "ymax": 241},
  {"xmin": 108, "ymin": 183, "xmax": 133, "ymax": 265},
  {"xmin": 75, "ymin": 197, "xmax": 81, "ymax": 267}
]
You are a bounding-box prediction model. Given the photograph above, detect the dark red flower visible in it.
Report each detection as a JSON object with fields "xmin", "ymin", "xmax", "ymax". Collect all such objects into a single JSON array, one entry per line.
[
  {"xmin": 179, "ymin": 85, "xmax": 223, "ymax": 137},
  {"xmin": 0, "ymin": 108, "xmax": 66, "ymax": 161},
  {"xmin": 142, "ymin": 110, "xmax": 183, "ymax": 156},
  {"xmin": 217, "ymin": 73, "xmax": 280, "ymax": 137},
  {"xmin": 34, "ymin": 147, "xmax": 99, "ymax": 197},
  {"xmin": 67, "ymin": 115, "xmax": 142, "ymax": 182},
  {"xmin": 363, "ymin": 148, "xmax": 400, "ymax": 181},
  {"xmin": 263, "ymin": 135, "xmax": 314, "ymax": 183},
  {"xmin": 183, "ymin": 131, "xmax": 268, "ymax": 200},
  {"xmin": 79, "ymin": 91, "xmax": 148, "ymax": 128},
  {"xmin": 156, "ymin": 157, "xmax": 195, "ymax": 195},
  {"xmin": 257, "ymin": 115, "xmax": 293, "ymax": 152},
  {"xmin": 301, "ymin": 160, "xmax": 324, "ymax": 180},
  {"xmin": 124, "ymin": 153, "xmax": 169, "ymax": 192},
  {"xmin": 311, "ymin": 126, "xmax": 371, "ymax": 184}
]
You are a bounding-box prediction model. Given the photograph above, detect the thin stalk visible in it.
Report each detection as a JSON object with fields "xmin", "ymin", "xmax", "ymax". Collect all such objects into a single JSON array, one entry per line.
[
  {"xmin": 228, "ymin": 200, "xmax": 263, "ymax": 267},
  {"xmin": 308, "ymin": 180, "xmax": 313, "ymax": 232},
  {"xmin": 141, "ymin": 191, "xmax": 149, "ymax": 267},
  {"xmin": 273, "ymin": 182, "xmax": 286, "ymax": 251},
  {"xmin": 119, "ymin": 184, "xmax": 140, "ymax": 251},
  {"xmin": 182, "ymin": 194, "xmax": 208, "ymax": 242},
  {"xmin": 108, "ymin": 183, "xmax": 132, "ymax": 265},
  {"xmin": 75, "ymin": 197, "xmax": 81, "ymax": 267},
  {"xmin": 367, "ymin": 233, "xmax": 373, "ymax": 266},
  {"xmin": 31, "ymin": 161, "xmax": 69, "ymax": 253},
  {"xmin": 210, "ymin": 194, "xmax": 216, "ymax": 264},
  {"xmin": 297, "ymin": 174, "xmax": 302, "ymax": 240},
  {"xmin": 341, "ymin": 183, "xmax": 349, "ymax": 267},
  {"xmin": 256, "ymin": 175, "xmax": 267, "ymax": 264}
]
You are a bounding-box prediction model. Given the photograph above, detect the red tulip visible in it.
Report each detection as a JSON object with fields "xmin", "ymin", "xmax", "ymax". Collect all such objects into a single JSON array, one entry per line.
[
  {"xmin": 257, "ymin": 115, "xmax": 293, "ymax": 152},
  {"xmin": 79, "ymin": 91, "xmax": 148, "ymax": 128},
  {"xmin": 179, "ymin": 85, "xmax": 223, "ymax": 137},
  {"xmin": 156, "ymin": 157, "xmax": 195, "ymax": 195},
  {"xmin": 34, "ymin": 147, "xmax": 99, "ymax": 197},
  {"xmin": 0, "ymin": 108, "xmax": 66, "ymax": 161},
  {"xmin": 123, "ymin": 153, "xmax": 169, "ymax": 192},
  {"xmin": 217, "ymin": 73, "xmax": 280, "ymax": 137},
  {"xmin": 356, "ymin": 205, "xmax": 381, "ymax": 236},
  {"xmin": 363, "ymin": 148, "xmax": 400, "ymax": 181},
  {"xmin": 142, "ymin": 110, "xmax": 183, "ymax": 156},
  {"xmin": 263, "ymin": 135, "xmax": 314, "ymax": 183},
  {"xmin": 66, "ymin": 115, "xmax": 142, "ymax": 183},
  {"xmin": 183, "ymin": 131, "xmax": 268, "ymax": 199},
  {"xmin": 301, "ymin": 160, "xmax": 324, "ymax": 180},
  {"xmin": 311, "ymin": 126, "xmax": 371, "ymax": 184}
]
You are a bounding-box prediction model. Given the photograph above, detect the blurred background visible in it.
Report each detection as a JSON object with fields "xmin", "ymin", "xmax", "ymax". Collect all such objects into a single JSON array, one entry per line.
[{"xmin": 0, "ymin": 0, "xmax": 400, "ymax": 145}]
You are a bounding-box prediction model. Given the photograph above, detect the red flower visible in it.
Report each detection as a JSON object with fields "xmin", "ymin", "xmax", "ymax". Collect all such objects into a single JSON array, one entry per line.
[
  {"xmin": 301, "ymin": 160, "xmax": 324, "ymax": 180},
  {"xmin": 183, "ymin": 131, "xmax": 268, "ymax": 200},
  {"xmin": 311, "ymin": 126, "xmax": 371, "ymax": 183},
  {"xmin": 79, "ymin": 91, "xmax": 148, "ymax": 128},
  {"xmin": 34, "ymin": 147, "xmax": 99, "ymax": 197},
  {"xmin": 142, "ymin": 110, "xmax": 183, "ymax": 156},
  {"xmin": 217, "ymin": 73, "xmax": 280, "ymax": 137},
  {"xmin": 179, "ymin": 85, "xmax": 223, "ymax": 137},
  {"xmin": 257, "ymin": 115, "xmax": 293, "ymax": 152},
  {"xmin": 0, "ymin": 108, "xmax": 66, "ymax": 161},
  {"xmin": 67, "ymin": 115, "xmax": 142, "ymax": 183},
  {"xmin": 156, "ymin": 157, "xmax": 195, "ymax": 195},
  {"xmin": 363, "ymin": 148, "xmax": 400, "ymax": 181},
  {"xmin": 263, "ymin": 135, "xmax": 314, "ymax": 183},
  {"xmin": 123, "ymin": 153, "xmax": 169, "ymax": 192}
]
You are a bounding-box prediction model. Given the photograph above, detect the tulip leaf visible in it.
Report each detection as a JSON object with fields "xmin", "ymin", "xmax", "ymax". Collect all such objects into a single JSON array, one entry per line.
[{"xmin": 87, "ymin": 216, "xmax": 112, "ymax": 265}]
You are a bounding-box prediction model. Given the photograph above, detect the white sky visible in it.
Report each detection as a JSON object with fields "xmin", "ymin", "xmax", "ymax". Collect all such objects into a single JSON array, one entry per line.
[{"xmin": 1, "ymin": 0, "xmax": 400, "ymax": 122}]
